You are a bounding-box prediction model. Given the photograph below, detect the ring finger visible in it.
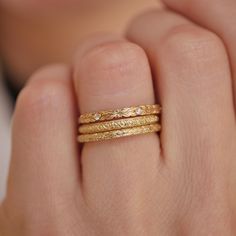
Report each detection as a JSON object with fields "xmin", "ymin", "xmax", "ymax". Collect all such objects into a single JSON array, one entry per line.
[{"xmin": 73, "ymin": 35, "xmax": 161, "ymax": 229}]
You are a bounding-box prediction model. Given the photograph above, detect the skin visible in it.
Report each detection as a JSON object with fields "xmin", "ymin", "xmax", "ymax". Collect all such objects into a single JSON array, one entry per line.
[{"xmin": 0, "ymin": 0, "xmax": 236, "ymax": 235}]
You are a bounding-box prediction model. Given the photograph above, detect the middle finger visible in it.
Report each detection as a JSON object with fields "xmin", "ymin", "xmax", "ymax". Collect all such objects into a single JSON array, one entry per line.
[{"xmin": 127, "ymin": 9, "xmax": 235, "ymax": 175}]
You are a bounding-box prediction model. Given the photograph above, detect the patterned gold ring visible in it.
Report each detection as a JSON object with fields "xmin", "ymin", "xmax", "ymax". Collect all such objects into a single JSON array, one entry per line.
[
  {"xmin": 78, "ymin": 123, "xmax": 161, "ymax": 143},
  {"xmin": 79, "ymin": 115, "xmax": 159, "ymax": 134},
  {"xmin": 79, "ymin": 104, "xmax": 161, "ymax": 124}
]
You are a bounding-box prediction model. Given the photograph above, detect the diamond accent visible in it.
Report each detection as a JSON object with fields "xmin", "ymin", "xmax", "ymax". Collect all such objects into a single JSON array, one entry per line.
[
  {"xmin": 94, "ymin": 113, "xmax": 101, "ymax": 121},
  {"xmin": 136, "ymin": 107, "xmax": 143, "ymax": 115},
  {"xmin": 79, "ymin": 104, "xmax": 161, "ymax": 124}
]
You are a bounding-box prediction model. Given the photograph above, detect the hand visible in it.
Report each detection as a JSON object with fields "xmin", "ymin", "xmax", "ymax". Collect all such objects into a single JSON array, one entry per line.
[{"xmin": 1, "ymin": 1, "xmax": 236, "ymax": 235}]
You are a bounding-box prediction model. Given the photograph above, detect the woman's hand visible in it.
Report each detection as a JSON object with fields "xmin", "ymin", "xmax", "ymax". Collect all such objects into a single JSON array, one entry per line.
[{"xmin": 1, "ymin": 0, "xmax": 236, "ymax": 235}]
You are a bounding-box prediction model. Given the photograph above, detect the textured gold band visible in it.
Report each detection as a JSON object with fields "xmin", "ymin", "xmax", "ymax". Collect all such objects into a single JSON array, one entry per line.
[
  {"xmin": 79, "ymin": 104, "xmax": 161, "ymax": 124},
  {"xmin": 78, "ymin": 123, "xmax": 161, "ymax": 143},
  {"xmin": 79, "ymin": 115, "xmax": 159, "ymax": 134}
]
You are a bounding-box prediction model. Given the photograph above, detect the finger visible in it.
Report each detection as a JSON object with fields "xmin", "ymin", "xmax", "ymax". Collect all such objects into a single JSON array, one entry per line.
[
  {"xmin": 127, "ymin": 9, "xmax": 235, "ymax": 162},
  {"xmin": 73, "ymin": 35, "xmax": 161, "ymax": 224},
  {"xmin": 5, "ymin": 65, "xmax": 80, "ymax": 226},
  {"xmin": 162, "ymin": 0, "xmax": 236, "ymax": 109},
  {"xmin": 127, "ymin": 9, "xmax": 235, "ymax": 232},
  {"xmin": 161, "ymin": 0, "xmax": 236, "ymax": 221}
]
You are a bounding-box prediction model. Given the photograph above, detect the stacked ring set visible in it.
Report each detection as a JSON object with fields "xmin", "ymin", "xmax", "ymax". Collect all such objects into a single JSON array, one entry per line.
[{"xmin": 78, "ymin": 104, "xmax": 162, "ymax": 143}]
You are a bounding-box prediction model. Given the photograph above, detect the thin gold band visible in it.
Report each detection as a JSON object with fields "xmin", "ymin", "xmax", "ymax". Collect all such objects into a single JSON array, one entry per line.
[
  {"xmin": 78, "ymin": 123, "xmax": 161, "ymax": 143},
  {"xmin": 79, "ymin": 115, "xmax": 159, "ymax": 134},
  {"xmin": 79, "ymin": 104, "xmax": 161, "ymax": 124}
]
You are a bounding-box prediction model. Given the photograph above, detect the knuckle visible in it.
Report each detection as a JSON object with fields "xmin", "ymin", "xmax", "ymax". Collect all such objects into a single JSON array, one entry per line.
[
  {"xmin": 162, "ymin": 24, "xmax": 225, "ymax": 64},
  {"xmin": 16, "ymin": 72, "xmax": 68, "ymax": 119},
  {"xmin": 159, "ymin": 25, "xmax": 228, "ymax": 88},
  {"xmin": 80, "ymin": 41, "xmax": 149, "ymax": 78}
]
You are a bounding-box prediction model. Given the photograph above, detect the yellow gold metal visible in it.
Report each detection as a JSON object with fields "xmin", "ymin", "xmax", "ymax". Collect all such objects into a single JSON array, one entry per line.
[
  {"xmin": 79, "ymin": 115, "xmax": 159, "ymax": 134},
  {"xmin": 78, "ymin": 123, "xmax": 161, "ymax": 143},
  {"xmin": 79, "ymin": 104, "xmax": 161, "ymax": 124}
]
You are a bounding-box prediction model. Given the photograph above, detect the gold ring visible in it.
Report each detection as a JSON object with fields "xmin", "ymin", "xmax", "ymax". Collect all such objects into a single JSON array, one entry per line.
[
  {"xmin": 79, "ymin": 104, "xmax": 161, "ymax": 124},
  {"xmin": 78, "ymin": 123, "xmax": 161, "ymax": 143},
  {"xmin": 79, "ymin": 115, "xmax": 159, "ymax": 134}
]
